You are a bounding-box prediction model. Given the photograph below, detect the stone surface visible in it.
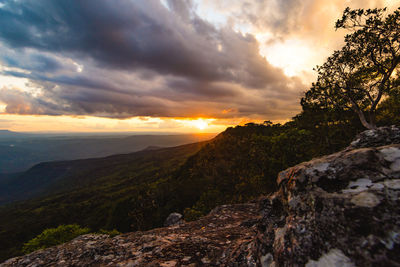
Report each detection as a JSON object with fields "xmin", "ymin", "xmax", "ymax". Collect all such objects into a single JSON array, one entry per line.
[
  {"xmin": 305, "ymin": 249, "xmax": 355, "ymax": 267},
  {"xmin": 1, "ymin": 203, "xmax": 260, "ymax": 267},
  {"xmin": 349, "ymin": 125, "xmax": 400, "ymax": 149},
  {"xmin": 2, "ymin": 127, "xmax": 400, "ymax": 266},
  {"xmin": 255, "ymin": 128, "xmax": 400, "ymax": 267},
  {"xmin": 164, "ymin": 212, "xmax": 183, "ymax": 227}
]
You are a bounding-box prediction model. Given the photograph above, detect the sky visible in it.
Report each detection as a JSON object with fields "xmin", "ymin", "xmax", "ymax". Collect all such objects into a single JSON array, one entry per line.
[{"xmin": 0, "ymin": 0, "xmax": 398, "ymax": 133}]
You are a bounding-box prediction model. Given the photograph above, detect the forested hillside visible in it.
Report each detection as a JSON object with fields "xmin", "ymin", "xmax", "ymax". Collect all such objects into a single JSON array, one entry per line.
[
  {"xmin": 1, "ymin": 83, "xmax": 399, "ymax": 261},
  {"xmin": 0, "ymin": 142, "xmax": 206, "ymax": 260},
  {"xmin": 0, "ymin": 123, "xmax": 314, "ymax": 260},
  {"xmin": 0, "ymin": 141, "xmax": 207, "ymax": 205}
]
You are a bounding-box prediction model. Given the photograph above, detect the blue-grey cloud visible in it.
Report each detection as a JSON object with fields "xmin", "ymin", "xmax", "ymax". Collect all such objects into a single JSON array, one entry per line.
[{"xmin": 0, "ymin": 0, "xmax": 306, "ymax": 120}]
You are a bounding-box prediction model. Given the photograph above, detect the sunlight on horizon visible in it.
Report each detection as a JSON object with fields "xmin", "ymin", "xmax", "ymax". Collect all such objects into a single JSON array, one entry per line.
[
  {"xmin": 0, "ymin": 0, "xmax": 396, "ymax": 133},
  {"xmin": 186, "ymin": 118, "xmax": 213, "ymax": 131},
  {"xmin": 0, "ymin": 114, "xmax": 230, "ymax": 133}
]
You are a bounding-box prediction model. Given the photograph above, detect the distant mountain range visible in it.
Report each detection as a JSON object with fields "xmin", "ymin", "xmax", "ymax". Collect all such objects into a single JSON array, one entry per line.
[
  {"xmin": 0, "ymin": 130, "xmax": 30, "ymax": 139},
  {"xmin": 0, "ymin": 141, "xmax": 207, "ymax": 205},
  {"xmin": 0, "ymin": 131, "xmax": 215, "ymax": 173}
]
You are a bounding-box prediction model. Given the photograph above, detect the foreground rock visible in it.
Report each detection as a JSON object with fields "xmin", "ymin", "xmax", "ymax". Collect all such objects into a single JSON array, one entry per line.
[
  {"xmin": 1, "ymin": 203, "xmax": 259, "ymax": 266},
  {"xmin": 164, "ymin": 212, "xmax": 183, "ymax": 227},
  {"xmin": 349, "ymin": 125, "xmax": 400, "ymax": 149},
  {"xmin": 256, "ymin": 126, "xmax": 400, "ymax": 266},
  {"xmin": 2, "ymin": 126, "xmax": 400, "ymax": 266}
]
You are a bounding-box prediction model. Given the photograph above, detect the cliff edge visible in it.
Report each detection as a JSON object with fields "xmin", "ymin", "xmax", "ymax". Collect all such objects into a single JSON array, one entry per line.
[{"xmin": 2, "ymin": 126, "xmax": 399, "ymax": 266}]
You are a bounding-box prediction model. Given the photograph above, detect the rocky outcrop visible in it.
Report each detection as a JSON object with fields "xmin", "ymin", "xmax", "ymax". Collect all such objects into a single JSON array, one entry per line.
[
  {"xmin": 256, "ymin": 126, "xmax": 400, "ymax": 266},
  {"xmin": 164, "ymin": 212, "xmax": 183, "ymax": 227},
  {"xmin": 1, "ymin": 203, "xmax": 260, "ymax": 267},
  {"xmin": 348, "ymin": 125, "xmax": 400, "ymax": 149},
  {"xmin": 2, "ymin": 127, "xmax": 400, "ymax": 266}
]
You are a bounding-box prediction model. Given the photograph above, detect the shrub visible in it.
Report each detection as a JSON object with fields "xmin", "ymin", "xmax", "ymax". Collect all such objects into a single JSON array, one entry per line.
[
  {"xmin": 22, "ymin": 224, "xmax": 90, "ymax": 254},
  {"xmin": 96, "ymin": 229, "xmax": 121, "ymax": 237},
  {"xmin": 184, "ymin": 207, "xmax": 203, "ymax": 221}
]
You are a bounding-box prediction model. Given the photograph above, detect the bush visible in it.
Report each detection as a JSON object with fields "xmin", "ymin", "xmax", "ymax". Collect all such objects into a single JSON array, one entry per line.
[
  {"xmin": 22, "ymin": 224, "xmax": 90, "ymax": 254},
  {"xmin": 184, "ymin": 208, "xmax": 203, "ymax": 221},
  {"xmin": 96, "ymin": 229, "xmax": 121, "ymax": 237}
]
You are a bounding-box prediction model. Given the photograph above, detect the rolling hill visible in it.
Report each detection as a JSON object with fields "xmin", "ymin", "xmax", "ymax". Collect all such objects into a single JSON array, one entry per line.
[
  {"xmin": 0, "ymin": 141, "xmax": 207, "ymax": 260},
  {"xmin": 0, "ymin": 133, "xmax": 215, "ymax": 173}
]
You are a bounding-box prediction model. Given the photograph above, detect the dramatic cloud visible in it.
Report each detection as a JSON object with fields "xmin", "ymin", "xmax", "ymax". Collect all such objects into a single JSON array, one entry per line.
[
  {"xmin": 0, "ymin": 0, "xmax": 307, "ymax": 121},
  {"xmin": 198, "ymin": 0, "xmax": 396, "ymax": 78},
  {"xmin": 201, "ymin": 0, "xmax": 391, "ymax": 40},
  {"xmin": 0, "ymin": 0, "xmax": 392, "ymax": 123}
]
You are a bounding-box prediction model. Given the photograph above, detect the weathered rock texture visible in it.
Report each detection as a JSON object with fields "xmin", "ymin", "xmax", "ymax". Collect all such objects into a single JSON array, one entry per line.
[
  {"xmin": 164, "ymin": 212, "xmax": 183, "ymax": 227},
  {"xmin": 257, "ymin": 126, "xmax": 400, "ymax": 266},
  {"xmin": 349, "ymin": 125, "xmax": 400, "ymax": 149},
  {"xmin": 1, "ymin": 126, "xmax": 400, "ymax": 266},
  {"xmin": 1, "ymin": 203, "xmax": 260, "ymax": 267}
]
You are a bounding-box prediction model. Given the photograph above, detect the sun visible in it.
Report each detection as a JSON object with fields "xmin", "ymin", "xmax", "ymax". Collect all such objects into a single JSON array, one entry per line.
[{"xmin": 191, "ymin": 119, "xmax": 209, "ymax": 130}]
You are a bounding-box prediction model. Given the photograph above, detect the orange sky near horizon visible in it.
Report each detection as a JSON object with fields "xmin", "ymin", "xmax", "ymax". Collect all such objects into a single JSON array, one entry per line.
[
  {"xmin": 0, "ymin": 114, "xmax": 242, "ymax": 133},
  {"xmin": 0, "ymin": 0, "xmax": 398, "ymax": 133}
]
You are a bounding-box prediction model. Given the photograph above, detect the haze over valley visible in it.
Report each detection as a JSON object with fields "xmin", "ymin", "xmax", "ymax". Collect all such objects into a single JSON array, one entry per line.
[{"xmin": 0, "ymin": 130, "xmax": 215, "ymax": 173}]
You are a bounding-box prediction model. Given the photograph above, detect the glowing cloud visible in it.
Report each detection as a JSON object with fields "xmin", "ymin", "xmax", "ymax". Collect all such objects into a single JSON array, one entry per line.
[{"xmin": 0, "ymin": 0, "xmax": 393, "ymax": 132}]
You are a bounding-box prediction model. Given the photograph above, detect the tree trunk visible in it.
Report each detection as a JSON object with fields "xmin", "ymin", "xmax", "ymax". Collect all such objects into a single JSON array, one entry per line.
[
  {"xmin": 347, "ymin": 97, "xmax": 377, "ymax": 130},
  {"xmin": 357, "ymin": 110, "xmax": 376, "ymax": 130},
  {"xmin": 368, "ymin": 111, "xmax": 377, "ymax": 129}
]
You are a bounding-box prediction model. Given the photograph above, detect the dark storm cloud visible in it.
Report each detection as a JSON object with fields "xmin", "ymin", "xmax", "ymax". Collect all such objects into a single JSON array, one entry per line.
[
  {"xmin": 165, "ymin": 78, "xmax": 241, "ymax": 99},
  {"xmin": 0, "ymin": 0, "xmax": 306, "ymax": 120},
  {"xmin": 0, "ymin": 0, "xmax": 267, "ymax": 84}
]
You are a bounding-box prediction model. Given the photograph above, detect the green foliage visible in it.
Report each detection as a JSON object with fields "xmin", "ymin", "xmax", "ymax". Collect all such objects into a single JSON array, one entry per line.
[
  {"xmin": 21, "ymin": 225, "xmax": 120, "ymax": 255},
  {"xmin": 0, "ymin": 143, "xmax": 205, "ymax": 261},
  {"xmin": 377, "ymin": 87, "xmax": 400, "ymax": 126},
  {"xmin": 295, "ymin": 103, "xmax": 364, "ymax": 155},
  {"xmin": 22, "ymin": 224, "xmax": 90, "ymax": 254},
  {"xmin": 184, "ymin": 208, "xmax": 203, "ymax": 221},
  {"xmin": 96, "ymin": 229, "xmax": 121, "ymax": 237},
  {"xmin": 174, "ymin": 124, "xmax": 317, "ymax": 220}
]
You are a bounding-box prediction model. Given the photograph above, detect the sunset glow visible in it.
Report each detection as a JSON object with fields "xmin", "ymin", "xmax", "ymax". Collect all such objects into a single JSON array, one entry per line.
[
  {"xmin": 189, "ymin": 119, "xmax": 211, "ymax": 131},
  {"xmin": 0, "ymin": 0, "xmax": 397, "ymax": 133},
  {"xmin": 0, "ymin": 114, "xmax": 226, "ymax": 133}
]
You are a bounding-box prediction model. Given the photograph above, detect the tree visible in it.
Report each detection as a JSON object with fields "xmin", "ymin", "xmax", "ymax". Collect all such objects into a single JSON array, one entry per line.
[
  {"xmin": 303, "ymin": 7, "xmax": 400, "ymax": 129},
  {"xmin": 377, "ymin": 86, "xmax": 400, "ymax": 125}
]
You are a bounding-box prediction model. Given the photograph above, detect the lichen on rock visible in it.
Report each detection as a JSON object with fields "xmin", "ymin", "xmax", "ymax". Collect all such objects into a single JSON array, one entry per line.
[{"xmin": 255, "ymin": 127, "xmax": 400, "ymax": 266}]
